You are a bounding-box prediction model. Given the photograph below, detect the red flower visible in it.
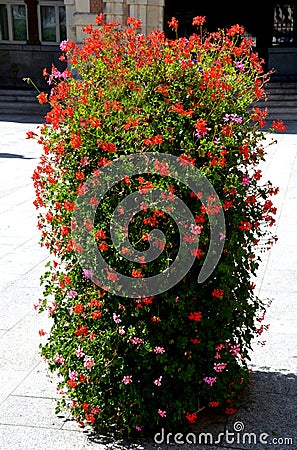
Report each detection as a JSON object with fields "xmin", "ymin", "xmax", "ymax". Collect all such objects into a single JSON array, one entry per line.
[
  {"xmin": 38, "ymin": 329, "xmax": 45, "ymax": 336},
  {"xmin": 67, "ymin": 380, "xmax": 77, "ymax": 389},
  {"xmin": 85, "ymin": 413, "xmax": 96, "ymax": 424},
  {"xmin": 272, "ymin": 119, "xmax": 288, "ymax": 132},
  {"xmin": 90, "ymin": 197, "xmax": 99, "ymax": 206},
  {"xmin": 185, "ymin": 412, "xmax": 197, "ymax": 423},
  {"xmin": 37, "ymin": 92, "xmax": 48, "ymax": 104},
  {"xmin": 168, "ymin": 17, "xmax": 178, "ymax": 29},
  {"xmin": 71, "ymin": 133, "xmax": 82, "ymax": 149},
  {"xmin": 101, "ymin": 142, "xmax": 117, "ymax": 153},
  {"xmin": 189, "ymin": 338, "xmax": 201, "ymax": 345},
  {"xmin": 132, "ymin": 269, "xmax": 142, "ymax": 278},
  {"xmin": 227, "ymin": 24, "xmax": 244, "ymax": 36},
  {"xmin": 95, "ymin": 229, "xmax": 106, "ymax": 240},
  {"xmin": 75, "ymin": 171, "xmax": 84, "ymax": 180},
  {"xmin": 239, "ymin": 221, "xmax": 252, "ymax": 231},
  {"xmin": 178, "ymin": 153, "xmax": 196, "ymax": 166},
  {"xmin": 127, "ymin": 16, "xmax": 142, "ymax": 29},
  {"xmin": 60, "ymin": 226, "xmax": 70, "ymax": 236},
  {"xmin": 75, "ymin": 304, "xmax": 84, "ymax": 314},
  {"xmin": 225, "ymin": 407, "xmax": 238, "ymax": 415},
  {"xmin": 188, "ymin": 311, "xmax": 202, "ymax": 322},
  {"xmin": 192, "ymin": 16, "xmax": 206, "ymax": 26},
  {"xmin": 212, "ymin": 289, "xmax": 224, "ymax": 299},
  {"xmin": 208, "ymin": 401, "xmax": 220, "ymax": 408},
  {"xmin": 92, "ymin": 310, "xmax": 102, "ymax": 320}
]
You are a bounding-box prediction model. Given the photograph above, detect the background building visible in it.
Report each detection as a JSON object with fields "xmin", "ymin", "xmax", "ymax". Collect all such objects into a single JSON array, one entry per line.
[{"xmin": 0, "ymin": 0, "xmax": 296, "ymax": 89}]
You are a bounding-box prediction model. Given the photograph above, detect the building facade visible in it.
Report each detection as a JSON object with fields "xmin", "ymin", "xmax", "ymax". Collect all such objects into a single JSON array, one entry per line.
[{"xmin": 0, "ymin": 0, "xmax": 296, "ymax": 88}]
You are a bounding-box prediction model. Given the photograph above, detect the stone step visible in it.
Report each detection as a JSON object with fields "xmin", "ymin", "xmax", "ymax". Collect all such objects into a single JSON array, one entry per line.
[{"xmin": 0, "ymin": 89, "xmax": 50, "ymax": 115}]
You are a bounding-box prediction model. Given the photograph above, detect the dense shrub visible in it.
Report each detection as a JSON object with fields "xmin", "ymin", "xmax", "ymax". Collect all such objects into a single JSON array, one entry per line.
[{"xmin": 30, "ymin": 14, "xmax": 286, "ymax": 437}]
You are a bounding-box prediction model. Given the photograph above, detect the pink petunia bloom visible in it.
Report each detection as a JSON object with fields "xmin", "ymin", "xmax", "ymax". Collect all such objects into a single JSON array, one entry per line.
[
  {"xmin": 122, "ymin": 375, "xmax": 133, "ymax": 385},
  {"xmin": 154, "ymin": 346, "xmax": 165, "ymax": 354}
]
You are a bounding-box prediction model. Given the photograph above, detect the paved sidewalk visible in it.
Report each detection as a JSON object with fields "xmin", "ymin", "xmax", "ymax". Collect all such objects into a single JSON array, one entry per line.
[{"xmin": 0, "ymin": 115, "xmax": 296, "ymax": 450}]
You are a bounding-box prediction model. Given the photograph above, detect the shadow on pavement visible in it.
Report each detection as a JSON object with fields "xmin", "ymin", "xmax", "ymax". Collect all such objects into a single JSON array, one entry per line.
[
  {"xmin": 0, "ymin": 152, "xmax": 36, "ymax": 159},
  {"xmin": 79, "ymin": 370, "xmax": 297, "ymax": 449}
]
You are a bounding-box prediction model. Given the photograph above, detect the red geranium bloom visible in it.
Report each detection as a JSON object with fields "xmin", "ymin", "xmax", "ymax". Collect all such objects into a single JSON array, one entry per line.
[
  {"xmin": 168, "ymin": 17, "xmax": 178, "ymax": 29},
  {"xmin": 212, "ymin": 289, "xmax": 224, "ymax": 298},
  {"xmin": 192, "ymin": 16, "xmax": 206, "ymax": 26},
  {"xmin": 272, "ymin": 119, "xmax": 288, "ymax": 132},
  {"xmin": 188, "ymin": 311, "xmax": 202, "ymax": 322},
  {"xmin": 185, "ymin": 412, "xmax": 197, "ymax": 423}
]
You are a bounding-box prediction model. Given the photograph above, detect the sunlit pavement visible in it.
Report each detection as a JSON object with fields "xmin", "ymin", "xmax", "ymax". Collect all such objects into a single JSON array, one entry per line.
[{"xmin": 0, "ymin": 115, "xmax": 296, "ymax": 449}]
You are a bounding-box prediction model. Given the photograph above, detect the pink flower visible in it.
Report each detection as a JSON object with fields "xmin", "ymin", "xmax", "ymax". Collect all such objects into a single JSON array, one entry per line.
[
  {"xmin": 154, "ymin": 376, "xmax": 162, "ymax": 386},
  {"xmin": 242, "ymin": 176, "xmax": 251, "ymax": 186},
  {"xmin": 190, "ymin": 224, "xmax": 203, "ymax": 235},
  {"xmin": 130, "ymin": 337, "xmax": 143, "ymax": 345},
  {"xmin": 235, "ymin": 61, "xmax": 245, "ymax": 71},
  {"xmin": 158, "ymin": 409, "xmax": 166, "ymax": 417},
  {"xmin": 54, "ymin": 353, "xmax": 65, "ymax": 364},
  {"xmin": 69, "ymin": 369, "xmax": 78, "ymax": 380},
  {"xmin": 83, "ymin": 269, "xmax": 94, "ymax": 279},
  {"xmin": 122, "ymin": 375, "xmax": 133, "ymax": 385},
  {"xmin": 69, "ymin": 290, "xmax": 77, "ymax": 298},
  {"xmin": 76, "ymin": 347, "xmax": 85, "ymax": 358},
  {"xmin": 60, "ymin": 39, "xmax": 68, "ymax": 51},
  {"xmin": 229, "ymin": 344, "xmax": 241, "ymax": 356},
  {"xmin": 203, "ymin": 376, "xmax": 217, "ymax": 386},
  {"xmin": 213, "ymin": 362, "xmax": 227, "ymax": 372},
  {"xmin": 113, "ymin": 313, "xmax": 121, "ymax": 324},
  {"xmin": 154, "ymin": 346, "xmax": 165, "ymax": 354},
  {"xmin": 135, "ymin": 426, "xmax": 142, "ymax": 431},
  {"xmin": 118, "ymin": 326, "xmax": 125, "ymax": 335},
  {"xmin": 83, "ymin": 355, "xmax": 95, "ymax": 370}
]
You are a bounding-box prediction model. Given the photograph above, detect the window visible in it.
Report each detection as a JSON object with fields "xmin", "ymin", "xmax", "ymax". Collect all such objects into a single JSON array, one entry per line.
[
  {"xmin": 0, "ymin": 0, "xmax": 65, "ymax": 43},
  {"xmin": 0, "ymin": 3, "xmax": 27, "ymax": 41},
  {"xmin": 273, "ymin": 3, "xmax": 295, "ymax": 46},
  {"xmin": 39, "ymin": 2, "xmax": 66, "ymax": 43}
]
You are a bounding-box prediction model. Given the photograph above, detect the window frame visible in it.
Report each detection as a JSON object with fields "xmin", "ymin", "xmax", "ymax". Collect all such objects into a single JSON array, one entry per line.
[
  {"xmin": 37, "ymin": 1, "xmax": 66, "ymax": 45},
  {"xmin": 0, "ymin": 1, "xmax": 28, "ymax": 43}
]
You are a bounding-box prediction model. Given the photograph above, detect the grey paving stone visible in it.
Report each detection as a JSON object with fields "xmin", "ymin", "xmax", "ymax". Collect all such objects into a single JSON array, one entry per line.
[
  {"xmin": 13, "ymin": 361, "xmax": 60, "ymax": 399},
  {"xmin": 0, "ymin": 395, "xmax": 66, "ymax": 429},
  {"xmin": 248, "ymin": 333, "xmax": 297, "ymax": 373},
  {"xmin": 0, "ymin": 370, "xmax": 29, "ymax": 405},
  {"xmin": 260, "ymin": 269, "xmax": 297, "ymax": 293},
  {"xmin": 0, "ymin": 424, "xmax": 94, "ymax": 450},
  {"xmin": 0, "ymin": 310, "xmax": 49, "ymax": 372}
]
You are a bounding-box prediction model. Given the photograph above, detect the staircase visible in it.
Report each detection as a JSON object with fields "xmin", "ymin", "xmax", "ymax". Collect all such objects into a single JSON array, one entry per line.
[
  {"xmin": 0, "ymin": 88, "xmax": 50, "ymax": 116},
  {"xmin": 256, "ymin": 81, "xmax": 297, "ymax": 122}
]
